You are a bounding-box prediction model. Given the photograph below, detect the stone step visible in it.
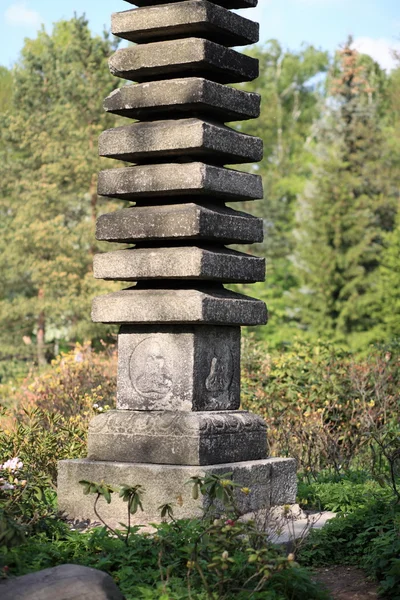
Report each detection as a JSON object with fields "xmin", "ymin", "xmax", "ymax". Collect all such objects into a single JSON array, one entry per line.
[
  {"xmin": 93, "ymin": 246, "xmax": 265, "ymax": 283},
  {"xmin": 104, "ymin": 78, "xmax": 260, "ymax": 122},
  {"xmin": 58, "ymin": 457, "xmax": 296, "ymax": 530},
  {"xmin": 96, "ymin": 203, "xmax": 263, "ymax": 245},
  {"xmin": 109, "ymin": 38, "xmax": 258, "ymax": 84},
  {"xmin": 99, "ymin": 119, "xmax": 263, "ymax": 165},
  {"xmin": 112, "ymin": 1, "xmax": 259, "ymax": 47},
  {"xmin": 88, "ymin": 411, "xmax": 267, "ymax": 465},
  {"xmin": 98, "ymin": 162, "xmax": 263, "ymax": 202},
  {"xmin": 124, "ymin": 0, "xmax": 258, "ymax": 8},
  {"xmin": 91, "ymin": 286, "xmax": 268, "ymax": 326}
]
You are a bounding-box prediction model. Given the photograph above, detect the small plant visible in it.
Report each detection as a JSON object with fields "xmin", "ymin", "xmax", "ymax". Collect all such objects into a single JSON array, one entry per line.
[
  {"xmin": 0, "ymin": 406, "xmax": 90, "ymax": 548},
  {"xmin": 300, "ymin": 496, "xmax": 400, "ymax": 598},
  {"xmin": 297, "ymin": 470, "xmax": 391, "ymax": 513},
  {"xmin": 79, "ymin": 480, "xmax": 145, "ymax": 544},
  {"xmin": 72, "ymin": 475, "xmax": 330, "ymax": 599}
]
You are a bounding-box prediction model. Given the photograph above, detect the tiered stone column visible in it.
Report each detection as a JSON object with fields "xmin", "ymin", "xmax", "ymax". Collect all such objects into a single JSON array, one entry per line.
[{"xmin": 58, "ymin": 0, "xmax": 296, "ymax": 525}]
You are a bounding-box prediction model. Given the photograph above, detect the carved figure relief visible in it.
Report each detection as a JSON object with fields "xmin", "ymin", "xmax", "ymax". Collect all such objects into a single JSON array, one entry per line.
[
  {"xmin": 205, "ymin": 346, "xmax": 234, "ymax": 409},
  {"xmin": 129, "ymin": 337, "xmax": 173, "ymax": 402}
]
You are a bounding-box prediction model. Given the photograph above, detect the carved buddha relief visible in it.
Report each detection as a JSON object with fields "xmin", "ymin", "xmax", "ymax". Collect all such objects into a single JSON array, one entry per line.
[
  {"xmin": 129, "ymin": 337, "xmax": 173, "ymax": 402},
  {"xmin": 205, "ymin": 346, "xmax": 234, "ymax": 409}
]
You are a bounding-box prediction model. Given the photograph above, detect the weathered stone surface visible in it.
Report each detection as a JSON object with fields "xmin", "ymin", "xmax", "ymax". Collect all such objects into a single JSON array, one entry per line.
[
  {"xmin": 98, "ymin": 162, "xmax": 263, "ymax": 202},
  {"xmin": 99, "ymin": 118, "xmax": 263, "ymax": 165},
  {"xmin": 109, "ymin": 38, "xmax": 258, "ymax": 84},
  {"xmin": 104, "ymin": 78, "xmax": 260, "ymax": 122},
  {"xmin": 112, "ymin": 1, "xmax": 259, "ymax": 47},
  {"xmin": 0, "ymin": 564, "xmax": 124, "ymax": 600},
  {"xmin": 93, "ymin": 246, "xmax": 265, "ymax": 283},
  {"xmin": 88, "ymin": 410, "xmax": 267, "ymax": 465},
  {"xmin": 125, "ymin": 0, "xmax": 258, "ymax": 8},
  {"xmin": 91, "ymin": 287, "xmax": 268, "ymax": 326},
  {"xmin": 116, "ymin": 324, "xmax": 240, "ymax": 410},
  {"xmin": 57, "ymin": 457, "xmax": 297, "ymax": 527},
  {"xmin": 96, "ymin": 204, "xmax": 263, "ymax": 245}
]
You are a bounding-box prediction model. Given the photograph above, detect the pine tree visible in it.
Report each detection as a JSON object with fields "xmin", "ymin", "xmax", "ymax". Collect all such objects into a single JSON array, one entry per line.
[
  {"xmin": 0, "ymin": 17, "xmax": 119, "ymax": 365},
  {"xmin": 293, "ymin": 42, "xmax": 397, "ymax": 348}
]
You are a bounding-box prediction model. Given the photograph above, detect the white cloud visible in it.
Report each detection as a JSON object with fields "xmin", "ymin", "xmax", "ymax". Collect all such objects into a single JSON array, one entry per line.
[
  {"xmin": 5, "ymin": 2, "xmax": 42, "ymax": 28},
  {"xmin": 353, "ymin": 37, "xmax": 400, "ymax": 72}
]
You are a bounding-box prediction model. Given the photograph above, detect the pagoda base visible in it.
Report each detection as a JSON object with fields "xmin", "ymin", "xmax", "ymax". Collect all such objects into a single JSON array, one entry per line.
[{"xmin": 58, "ymin": 458, "xmax": 297, "ymax": 528}]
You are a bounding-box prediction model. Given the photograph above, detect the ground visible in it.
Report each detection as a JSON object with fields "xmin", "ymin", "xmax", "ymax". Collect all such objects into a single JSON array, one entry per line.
[{"xmin": 314, "ymin": 566, "xmax": 379, "ymax": 600}]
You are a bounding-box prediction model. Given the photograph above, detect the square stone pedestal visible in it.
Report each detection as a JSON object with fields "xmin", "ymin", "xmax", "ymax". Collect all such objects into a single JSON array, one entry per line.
[
  {"xmin": 117, "ymin": 325, "xmax": 241, "ymax": 411},
  {"xmin": 58, "ymin": 458, "xmax": 297, "ymax": 528}
]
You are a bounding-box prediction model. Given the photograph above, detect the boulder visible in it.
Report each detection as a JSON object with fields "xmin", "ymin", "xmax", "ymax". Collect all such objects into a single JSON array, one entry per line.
[{"xmin": 0, "ymin": 564, "xmax": 124, "ymax": 600}]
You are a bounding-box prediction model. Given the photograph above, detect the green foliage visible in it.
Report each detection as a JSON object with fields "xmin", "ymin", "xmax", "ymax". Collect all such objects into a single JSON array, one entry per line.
[
  {"xmin": 0, "ymin": 359, "xmax": 30, "ymax": 387},
  {"xmin": 297, "ymin": 470, "xmax": 392, "ymax": 513},
  {"xmin": 0, "ymin": 406, "xmax": 89, "ymax": 547},
  {"xmin": 1, "ymin": 489, "xmax": 329, "ymax": 600},
  {"xmin": 293, "ymin": 44, "xmax": 398, "ymax": 349},
  {"xmin": 0, "ymin": 67, "xmax": 12, "ymax": 114},
  {"xmin": 119, "ymin": 484, "xmax": 145, "ymax": 516},
  {"xmin": 0, "ymin": 16, "xmax": 119, "ymax": 366},
  {"xmin": 0, "ymin": 343, "xmax": 117, "ymax": 547},
  {"xmin": 236, "ymin": 41, "xmax": 329, "ymax": 343},
  {"xmin": 300, "ymin": 498, "xmax": 400, "ymax": 599},
  {"xmin": 0, "ymin": 342, "xmax": 116, "ymax": 414},
  {"xmin": 379, "ymin": 214, "xmax": 400, "ymax": 339},
  {"xmin": 242, "ymin": 337, "xmax": 400, "ymax": 475}
]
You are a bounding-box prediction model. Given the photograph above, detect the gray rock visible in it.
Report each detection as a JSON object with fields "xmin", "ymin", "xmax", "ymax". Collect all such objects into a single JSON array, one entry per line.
[
  {"xmin": 88, "ymin": 410, "xmax": 267, "ymax": 465},
  {"xmin": 98, "ymin": 162, "xmax": 263, "ymax": 202},
  {"xmin": 116, "ymin": 324, "xmax": 241, "ymax": 410},
  {"xmin": 112, "ymin": 1, "xmax": 259, "ymax": 47},
  {"xmin": 91, "ymin": 286, "xmax": 268, "ymax": 326},
  {"xmin": 99, "ymin": 118, "xmax": 263, "ymax": 165},
  {"xmin": 103, "ymin": 78, "xmax": 260, "ymax": 122},
  {"xmin": 109, "ymin": 38, "xmax": 258, "ymax": 84},
  {"xmin": 57, "ymin": 457, "xmax": 297, "ymax": 528},
  {"xmin": 93, "ymin": 246, "xmax": 265, "ymax": 283},
  {"xmin": 125, "ymin": 0, "xmax": 258, "ymax": 8},
  {"xmin": 0, "ymin": 564, "xmax": 124, "ymax": 600},
  {"xmin": 96, "ymin": 203, "xmax": 263, "ymax": 245}
]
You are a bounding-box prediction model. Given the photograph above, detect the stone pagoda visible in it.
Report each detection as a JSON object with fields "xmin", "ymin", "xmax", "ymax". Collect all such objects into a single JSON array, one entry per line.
[{"xmin": 58, "ymin": 0, "xmax": 296, "ymax": 525}]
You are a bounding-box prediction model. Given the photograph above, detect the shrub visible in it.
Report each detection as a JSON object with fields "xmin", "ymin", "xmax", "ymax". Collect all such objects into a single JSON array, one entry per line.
[
  {"xmin": 299, "ymin": 497, "xmax": 400, "ymax": 599},
  {"xmin": 0, "ymin": 407, "xmax": 89, "ymax": 547},
  {"xmin": 11, "ymin": 342, "xmax": 116, "ymax": 418},
  {"xmin": 242, "ymin": 338, "xmax": 400, "ymax": 477}
]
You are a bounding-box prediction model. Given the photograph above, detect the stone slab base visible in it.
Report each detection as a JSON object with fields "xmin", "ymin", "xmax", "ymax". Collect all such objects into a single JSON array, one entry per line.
[{"xmin": 58, "ymin": 458, "xmax": 297, "ymax": 528}]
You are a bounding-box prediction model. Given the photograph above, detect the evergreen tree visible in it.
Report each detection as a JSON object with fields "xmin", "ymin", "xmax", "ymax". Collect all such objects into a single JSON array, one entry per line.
[
  {"xmin": 0, "ymin": 17, "xmax": 119, "ymax": 365},
  {"xmin": 379, "ymin": 214, "xmax": 400, "ymax": 339},
  {"xmin": 238, "ymin": 41, "xmax": 329, "ymax": 344},
  {"xmin": 0, "ymin": 67, "xmax": 12, "ymax": 113},
  {"xmin": 293, "ymin": 42, "xmax": 397, "ymax": 348},
  {"xmin": 376, "ymin": 60, "xmax": 400, "ymax": 341}
]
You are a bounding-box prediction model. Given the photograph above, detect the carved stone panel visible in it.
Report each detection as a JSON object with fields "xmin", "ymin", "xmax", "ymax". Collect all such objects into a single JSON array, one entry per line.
[
  {"xmin": 194, "ymin": 326, "xmax": 240, "ymax": 411},
  {"xmin": 87, "ymin": 410, "xmax": 267, "ymax": 465},
  {"xmin": 117, "ymin": 325, "xmax": 240, "ymax": 411}
]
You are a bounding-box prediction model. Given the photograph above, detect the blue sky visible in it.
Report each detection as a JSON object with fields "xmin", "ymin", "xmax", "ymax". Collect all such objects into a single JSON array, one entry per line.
[{"xmin": 0, "ymin": 0, "xmax": 399, "ymax": 70}]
